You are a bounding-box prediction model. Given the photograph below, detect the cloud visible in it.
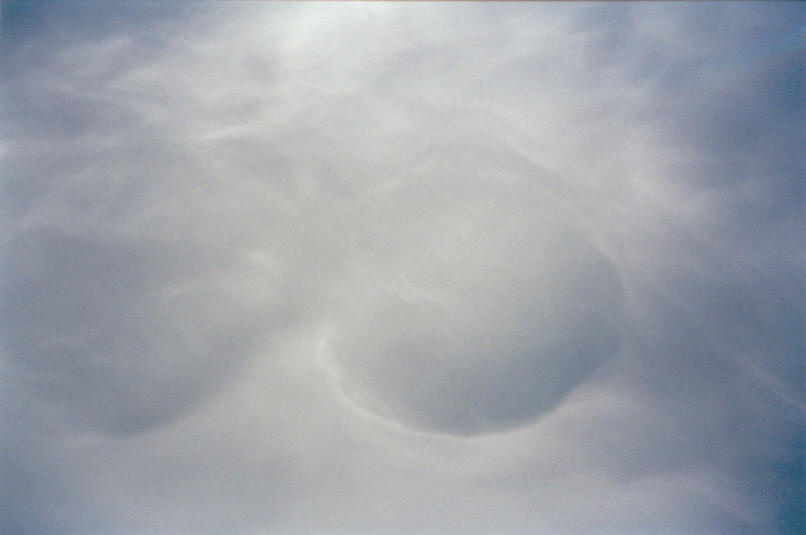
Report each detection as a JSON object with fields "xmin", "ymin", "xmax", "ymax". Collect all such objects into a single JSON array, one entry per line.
[
  {"xmin": 321, "ymin": 192, "xmax": 625, "ymax": 435},
  {"xmin": 0, "ymin": 227, "xmax": 289, "ymax": 435},
  {"xmin": 1, "ymin": 2, "xmax": 803, "ymax": 534}
]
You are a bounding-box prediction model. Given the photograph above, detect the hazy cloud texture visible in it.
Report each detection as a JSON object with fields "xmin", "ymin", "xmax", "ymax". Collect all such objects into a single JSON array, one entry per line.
[{"xmin": 2, "ymin": 2, "xmax": 803, "ymax": 534}]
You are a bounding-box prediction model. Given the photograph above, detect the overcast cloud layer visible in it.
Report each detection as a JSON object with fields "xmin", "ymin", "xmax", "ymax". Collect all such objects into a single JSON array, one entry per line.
[{"xmin": 1, "ymin": 2, "xmax": 804, "ymax": 534}]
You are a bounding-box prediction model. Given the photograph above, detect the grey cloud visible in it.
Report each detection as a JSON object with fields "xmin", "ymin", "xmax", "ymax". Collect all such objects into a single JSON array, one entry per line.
[
  {"xmin": 1, "ymin": 2, "xmax": 804, "ymax": 534},
  {"xmin": 0, "ymin": 228, "xmax": 289, "ymax": 435},
  {"xmin": 324, "ymin": 190, "xmax": 625, "ymax": 435}
]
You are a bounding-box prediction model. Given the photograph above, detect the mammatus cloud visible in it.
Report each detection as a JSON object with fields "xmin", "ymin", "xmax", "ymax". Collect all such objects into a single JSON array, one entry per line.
[
  {"xmin": 323, "ymin": 196, "xmax": 625, "ymax": 435},
  {"xmin": 1, "ymin": 2, "xmax": 803, "ymax": 534}
]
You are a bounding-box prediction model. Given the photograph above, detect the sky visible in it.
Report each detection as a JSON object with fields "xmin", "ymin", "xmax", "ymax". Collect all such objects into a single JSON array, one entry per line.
[{"xmin": 1, "ymin": 1, "xmax": 804, "ymax": 534}]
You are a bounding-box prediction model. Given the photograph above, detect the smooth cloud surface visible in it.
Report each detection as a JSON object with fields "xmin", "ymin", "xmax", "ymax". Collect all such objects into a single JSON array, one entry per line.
[{"xmin": 2, "ymin": 2, "xmax": 804, "ymax": 534}]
